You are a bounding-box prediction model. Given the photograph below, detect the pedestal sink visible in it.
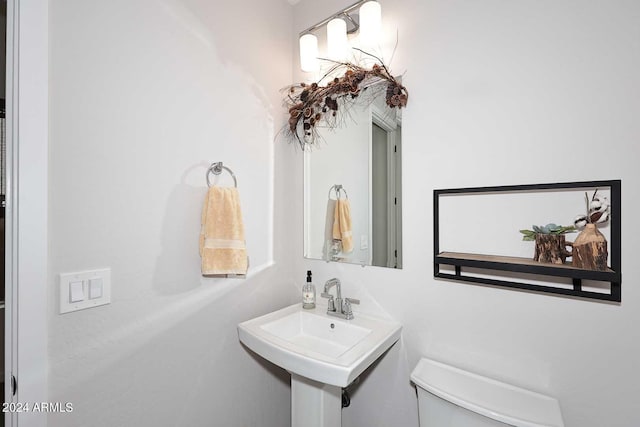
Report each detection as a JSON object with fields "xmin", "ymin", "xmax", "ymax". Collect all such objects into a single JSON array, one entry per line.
[{"xmin": 237, "ymin": 302, "xmax": 402, "ymax": 427}]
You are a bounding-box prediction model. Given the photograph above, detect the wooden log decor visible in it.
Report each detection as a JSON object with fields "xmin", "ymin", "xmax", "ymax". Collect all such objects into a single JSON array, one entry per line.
[
  {"xmin": 533, "ymin": 234, "xmax": 572, "ymax": 264},
  {"xmin": 572, "ymin": 223, "xmax": 608, "ymax": 271}
]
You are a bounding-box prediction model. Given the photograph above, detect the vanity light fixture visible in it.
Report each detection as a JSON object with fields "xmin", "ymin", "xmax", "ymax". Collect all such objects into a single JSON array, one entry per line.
[
  {"xmin": 298, "ymin": 0, "xmax": 382, "ymax": 72},
  {"xmin": 359, "ymin": 0, "xmax": 382, "ymax": 49},
  {"xmin": 327, "ymin": 18, "xmax": 348, "ymax": 61},
  {"xmin": 299, "ymin": 33, "xmax": 319, "ymax": 72}
]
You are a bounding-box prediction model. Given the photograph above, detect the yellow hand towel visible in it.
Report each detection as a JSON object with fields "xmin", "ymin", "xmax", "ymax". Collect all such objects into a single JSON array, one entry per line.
[
  {"xmin": 199, "ymin": 186, "xmax": 248, "ymax": 276},
  {"xmin": 332, "ymin": 198, "xmax": 353, "ymax": 253}
]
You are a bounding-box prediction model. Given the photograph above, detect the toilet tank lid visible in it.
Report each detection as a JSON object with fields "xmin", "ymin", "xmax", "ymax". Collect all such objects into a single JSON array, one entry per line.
[{"xmin": 411, "ymin": 358, "xmax": 564, "ymax": 427}]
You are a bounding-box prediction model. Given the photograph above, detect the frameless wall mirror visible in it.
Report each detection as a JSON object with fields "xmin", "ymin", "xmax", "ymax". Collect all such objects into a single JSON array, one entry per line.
[{"xmin": 304, "ymin": 92, "xmax": 402, "ymax": 268}]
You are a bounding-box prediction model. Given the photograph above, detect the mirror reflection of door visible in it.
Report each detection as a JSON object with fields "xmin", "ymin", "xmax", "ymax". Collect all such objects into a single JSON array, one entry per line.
[
  {"xmin": 372, "ymin": 123, "xmax": 387, "ymax": 266},
  {"xmin": 371, "ymin": 117, "xmax": 401, "ymax": 268}
]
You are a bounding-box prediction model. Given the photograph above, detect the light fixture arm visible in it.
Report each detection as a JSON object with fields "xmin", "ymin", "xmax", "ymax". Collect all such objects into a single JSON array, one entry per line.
[
  {"xmin": 299, "ymin": 0, "xmax": 372, "ymax": 36},
  {"xmin": 341, "ymin": 11, "xmax": 360, "ymax": 34}
]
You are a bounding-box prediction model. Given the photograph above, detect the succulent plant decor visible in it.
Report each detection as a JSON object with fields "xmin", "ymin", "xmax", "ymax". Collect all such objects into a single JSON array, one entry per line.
[{"xmin": 520, "ymin": 223, "xmax": 576, "ymax": 241}]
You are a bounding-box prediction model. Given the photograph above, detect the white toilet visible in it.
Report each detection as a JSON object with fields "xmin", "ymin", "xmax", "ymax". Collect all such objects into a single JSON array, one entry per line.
[{"xmin": 411, "ymin": 358, "xmax": 564, "ymax": 427}]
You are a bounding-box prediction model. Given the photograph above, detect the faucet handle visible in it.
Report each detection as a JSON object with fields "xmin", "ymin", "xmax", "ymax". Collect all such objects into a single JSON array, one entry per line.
[
  {"xmin": 343, "ymin": 298, "xmax": 359, "ymax": 320},
  {"xmin": 321, "ymin": 293, "xmax": 336, "ymax": 312}
]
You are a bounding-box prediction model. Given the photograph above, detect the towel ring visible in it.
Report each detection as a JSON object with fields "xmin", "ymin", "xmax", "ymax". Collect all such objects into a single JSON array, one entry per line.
[
  {"xmin": 328, "ymin": 184, "xmax": 348, "ymax": 200},
  {"xmin": 206, "ymin": 162, "xmax": 238, "ymax": 188}
]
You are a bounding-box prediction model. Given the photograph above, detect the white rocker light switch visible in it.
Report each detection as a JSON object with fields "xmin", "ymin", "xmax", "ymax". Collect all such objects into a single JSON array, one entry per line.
[{"xmin": 69, "ymin": 281, "xmax": 85, "ymax": 303}]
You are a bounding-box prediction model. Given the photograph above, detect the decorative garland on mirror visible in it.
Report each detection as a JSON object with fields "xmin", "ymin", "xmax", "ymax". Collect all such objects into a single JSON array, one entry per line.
[{"xmin": 283, "ymin": 52, "xmax": 408, "ymax": 150}]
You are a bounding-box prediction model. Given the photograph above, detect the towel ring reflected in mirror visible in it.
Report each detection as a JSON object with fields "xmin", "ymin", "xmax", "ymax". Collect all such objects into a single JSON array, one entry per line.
[
  {"xmin": 328, "ymin": 184, "xmax": 349, "ymax": 200},
  {"xmin": 206, "ymin": 162, "xmax": 238, "ymax": 188}
]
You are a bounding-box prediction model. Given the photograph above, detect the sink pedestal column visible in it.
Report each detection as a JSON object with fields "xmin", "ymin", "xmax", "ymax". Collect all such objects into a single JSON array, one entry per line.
[{"xmin": 291, "ymin": 374, "xmax": 342, "ymax": 427}]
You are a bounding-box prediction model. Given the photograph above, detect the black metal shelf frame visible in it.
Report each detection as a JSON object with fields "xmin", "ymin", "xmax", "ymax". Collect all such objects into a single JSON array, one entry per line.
[{"xmin": 434, "ymin": 180, "xmax": 622, "ymax": 302}]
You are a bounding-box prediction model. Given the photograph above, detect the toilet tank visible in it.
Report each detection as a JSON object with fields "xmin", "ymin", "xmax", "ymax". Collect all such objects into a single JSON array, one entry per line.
[{"xmin": 411, "ymin": 358, "xmax": 564, "ymax": 427}]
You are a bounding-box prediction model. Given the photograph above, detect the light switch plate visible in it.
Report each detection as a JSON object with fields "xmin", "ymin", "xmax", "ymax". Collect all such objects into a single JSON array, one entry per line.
[
  {"xmin": 360, "ymin": 235, "xmax": 369, "ymax": 250},
  {"xmin": 60, "ymin": 268, "xmax": 111, "ymax": 314}
]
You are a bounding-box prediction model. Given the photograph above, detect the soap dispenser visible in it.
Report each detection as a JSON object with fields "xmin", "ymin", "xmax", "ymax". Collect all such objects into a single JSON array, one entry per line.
[{"xmin": 302, "ymin": 270, "xmax": 316, "ymax": 309}]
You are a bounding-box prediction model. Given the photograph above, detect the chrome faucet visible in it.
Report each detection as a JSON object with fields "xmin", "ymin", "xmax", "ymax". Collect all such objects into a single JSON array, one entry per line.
[{"xmin": 321, "ymin": 278, "xmax": 360, "ymax": 320}]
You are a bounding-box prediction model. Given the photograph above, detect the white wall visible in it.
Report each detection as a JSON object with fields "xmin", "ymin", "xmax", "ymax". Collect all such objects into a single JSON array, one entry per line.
[
  {"xmin": 48, "ymin": 0, "xmax": 298, "ymax": 426},
  {"xmin": 294, "ymin": 1, "xmax": 640, "ymax": 426}
]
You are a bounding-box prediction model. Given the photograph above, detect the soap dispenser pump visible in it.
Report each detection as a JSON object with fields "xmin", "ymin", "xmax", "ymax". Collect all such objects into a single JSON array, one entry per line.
[{"xmin": 302, "ymin": 270, "xmax": 316, "ymax": 309}]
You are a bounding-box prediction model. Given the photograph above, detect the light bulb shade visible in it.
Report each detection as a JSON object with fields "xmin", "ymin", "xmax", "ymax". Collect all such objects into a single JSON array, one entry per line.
[
  {"xmin": 299, "ymin": 33, "xmax": 319, "ymax": 72},
  {"xmin": 359, "ymin": 1, "xmax": 382, "ymax": 49},
  {"xmin": 327, "ymin": 18, "xmax": 348, "ymax": 61}
]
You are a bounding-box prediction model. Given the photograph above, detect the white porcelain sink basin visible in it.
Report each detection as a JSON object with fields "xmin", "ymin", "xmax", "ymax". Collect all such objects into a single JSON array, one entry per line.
[
  {"xmin": 238, "ymin": 303, "xmax": 402, "ymax": 387},
  {"xmin": 261, "ymin": 310, "xmax": 372, "ymax": 358}
]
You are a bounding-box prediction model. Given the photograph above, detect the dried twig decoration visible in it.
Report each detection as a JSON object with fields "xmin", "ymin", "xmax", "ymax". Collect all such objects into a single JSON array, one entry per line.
[
  {"xmin": 573, "ymin": 189, "xmax": 610, "ymax": 229},
  {"xmin": 283, "ymin": 50, "xmax": 408, "ymax": 149}
]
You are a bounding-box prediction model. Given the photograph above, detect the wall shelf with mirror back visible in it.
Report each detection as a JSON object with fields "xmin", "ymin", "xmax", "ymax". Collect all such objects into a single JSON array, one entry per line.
[{"xmin": 433, "ymin": 180, "xmax": 621, "ymax": 302}]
